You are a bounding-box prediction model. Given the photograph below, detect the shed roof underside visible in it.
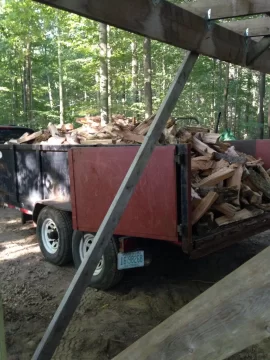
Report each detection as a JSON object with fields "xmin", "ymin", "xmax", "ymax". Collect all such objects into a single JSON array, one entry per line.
[{"xmin": 34, "ymin": 0, "xmax": 270, "ymax": 74}]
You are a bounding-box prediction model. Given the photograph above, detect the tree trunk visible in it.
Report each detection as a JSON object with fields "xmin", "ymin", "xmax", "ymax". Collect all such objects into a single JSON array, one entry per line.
[
  {"xmin": 131, "ymin": 40, "xmax": 138, "ymax": 104},
  {"xmin": 144, "ymin": 37, "xmax": 152, "ymax": 119},
  {"xmin": 22, "ymin": 63, "xmax": 27, "ymax": 122},
  {"xmin": 245, "ymin": 71, "xmax": 252, "ymax": 135},
  {"xmin": 268, "ymin": 104, "xmax": 270, "ymax": 139},
  {"xmin": 107, "ymin": 26, "xmax": 112, "ymax": 122},
  {"xmin": 258, "ymin": 72, "xmax": 266, "ymax": 139},
  {"xmin": 222, "ymin": 63, "xmax": 230, "ymax": 130},
  {"xmin": 99, "ymin": 22, "xmax": 109, "ymax": 125},
  {"xmin": 47, "ymin": 74, "xmax": 54, "ymax": 110},
  {"xmin": 57, "ymin": 28, "xmax": 64, "ymax": 125}
]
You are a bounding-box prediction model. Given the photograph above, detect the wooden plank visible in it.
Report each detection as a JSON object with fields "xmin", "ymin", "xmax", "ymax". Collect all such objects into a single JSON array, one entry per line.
[
  {"xmin": 216, "ymin": 208, "xmax": 264, "ymax": 226},
  {"xmin": 0, "ymin": 297, "xmax": 7, "ymax": 360},
  {"xmin": 34, "ymin": 0, "xmax": 270, "ymax": 74},
  {"xmin": 181, "ymin": 0, "xmax": 270, "ymax": 19},
  {"xmin": 32, "ymin": 52, "xmax": 199, "ymax": 360},
  {"xmin": 192, "ymin": 191, "xmax": 218, "ymax": 225},
  {"xmin": 114, "ymin": 245, "xmax": 270, "ymax": 360},
  {"xmin": 223, "ymin": 17, "xmax": 270, "ymax": 37},
  {"xmin": 197, "ymin": 167, "xmax": 235, "ymax": 187}
]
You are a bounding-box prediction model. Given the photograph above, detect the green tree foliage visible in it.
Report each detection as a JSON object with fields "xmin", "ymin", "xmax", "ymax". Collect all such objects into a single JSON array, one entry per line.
[{"xmin": 0, "ymin": 0, "xmax": 269, "ymax": 138}]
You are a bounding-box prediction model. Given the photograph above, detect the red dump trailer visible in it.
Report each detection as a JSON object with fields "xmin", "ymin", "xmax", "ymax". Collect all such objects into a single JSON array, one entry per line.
[{"xmin": 0, "ymin": 141, "xmax": 270, "ymax": 289}]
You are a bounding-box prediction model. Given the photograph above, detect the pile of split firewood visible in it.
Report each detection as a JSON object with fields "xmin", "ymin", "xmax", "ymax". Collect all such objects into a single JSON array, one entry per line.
[
  {"xmin": 185, "ymin": 128, "xmax": 270, "ymax": 232},
  {"xmin": 7, "ymin": 114, "xmax": 270, "ymax": 230},
  {"xmin": 6, "ymin": 114, "xmax": 191, "ymax": 146}
]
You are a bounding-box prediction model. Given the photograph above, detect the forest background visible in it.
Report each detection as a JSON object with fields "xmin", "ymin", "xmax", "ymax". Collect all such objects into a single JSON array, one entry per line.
[{"xmin": 0, "ymin": 0, "xmax": 269, "ymax": 139}]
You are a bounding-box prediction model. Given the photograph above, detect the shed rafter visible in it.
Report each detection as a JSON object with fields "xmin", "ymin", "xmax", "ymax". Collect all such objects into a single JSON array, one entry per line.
[
  {"xmin": 222, "ymin": 17, "xmax": 270, "ymax": 37},
  {"xmin": 181, "ymin": 0, "xmax": 270, "ymax": 20},
  {"xmin": 34, "ymin": 0, "xmax": 270, "ymax": 74}
]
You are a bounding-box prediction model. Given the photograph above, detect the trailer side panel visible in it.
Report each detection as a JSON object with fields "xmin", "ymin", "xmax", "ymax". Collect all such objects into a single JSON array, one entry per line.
[{"xmin": 69, "ymin": 146, "xmax": 179, "ymax": 242}]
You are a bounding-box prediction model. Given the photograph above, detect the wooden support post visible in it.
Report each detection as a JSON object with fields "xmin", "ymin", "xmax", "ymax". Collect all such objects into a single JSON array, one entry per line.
[
  {"xmin": 0, "ymin": 297, "xmax": 7, "ymax": 360},
  {"xmin": 32, "ymin": 51, "xmax": 199, "ymax": 360},
  {"xmin": 114, "ymin": 246, "xmax": 270, "ymax": 360}
]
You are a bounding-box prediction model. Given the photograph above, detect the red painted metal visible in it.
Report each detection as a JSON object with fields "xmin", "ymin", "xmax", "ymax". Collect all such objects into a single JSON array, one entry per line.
[
  {"xmin": 256, "ymin": 140, "xmax": 270, "ymax": 169},
  {"xmin": 4, "ymin": 203, "xmax": 32, "ymax": 215},
  {"xmin": 69, "ymin": 146, "xmax": 179, "ymax": 242}
]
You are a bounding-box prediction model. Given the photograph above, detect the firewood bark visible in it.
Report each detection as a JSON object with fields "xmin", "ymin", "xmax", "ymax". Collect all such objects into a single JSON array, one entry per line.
[{"xmin": 247, "ymin": 168, "xmax": 270, "ymax": 200}]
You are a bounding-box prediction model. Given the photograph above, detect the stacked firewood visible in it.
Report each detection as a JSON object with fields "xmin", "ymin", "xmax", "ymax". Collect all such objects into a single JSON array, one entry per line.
[
  {"xmin": 7, "ymin": 114, "xmax": 270, "ymax": 230},
  {"xmin": 185, "ymin": 128, "xmax": 270, "ymax": 232}
]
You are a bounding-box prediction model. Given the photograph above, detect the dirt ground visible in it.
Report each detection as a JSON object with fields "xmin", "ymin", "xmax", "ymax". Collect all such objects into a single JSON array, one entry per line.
[{"xmin": 1, "ymin": 208, "xmax": 270, "ymax": 360}]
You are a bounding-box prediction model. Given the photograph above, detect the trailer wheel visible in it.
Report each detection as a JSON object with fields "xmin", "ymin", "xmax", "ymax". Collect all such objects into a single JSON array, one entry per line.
[
  {"xmin": 37, "ymin": 207, "xmax": 73, "ymax": 266},
  {"xmin": 72, "ymin": 231, "xmax": 124, "ymax": 290}
]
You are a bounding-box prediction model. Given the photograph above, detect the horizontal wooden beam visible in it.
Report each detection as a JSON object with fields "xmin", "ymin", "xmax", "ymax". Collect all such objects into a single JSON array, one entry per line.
[
  {"xmin": 181, "ymin": 0, "xmax": 270, "ymax": 20},
  {"xmin": 247, "ymin": 36, "xmax": 270, "ymax": 65},
  {"xmin": 222, "ymin": 17, "xmax": 270, "ymax": 37},
  {"xmin": 34, "ymin": 0, "xmax": 270, "ymax": 74},
  {"xmin": 114, "ymin": 246, "xmax": 270, "ymax": 360}
]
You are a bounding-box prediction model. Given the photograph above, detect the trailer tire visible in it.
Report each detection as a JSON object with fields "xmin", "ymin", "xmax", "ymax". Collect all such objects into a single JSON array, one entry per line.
[
  {"xmin": 72, "ymin": 231, "xmax": 124, "ymax": 290},
  {"xmin": 37, "ymin": 207, "xmax": 73, "ymax": 266}
]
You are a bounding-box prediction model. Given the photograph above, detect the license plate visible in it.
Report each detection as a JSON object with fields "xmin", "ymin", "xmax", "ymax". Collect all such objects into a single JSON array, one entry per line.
[{"xmin": 117, "ymin": 251, "xmax": 144, "ymax": 270}]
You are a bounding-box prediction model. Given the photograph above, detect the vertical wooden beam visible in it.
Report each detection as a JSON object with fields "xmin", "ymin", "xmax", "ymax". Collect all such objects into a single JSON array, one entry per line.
[
  {"xmin": 0, "ymin": 297, "xmax": 7, "ymax": 360},
  {"xmin": 32, "ymin": 51, "xmax": 199, "ymax": 360}
]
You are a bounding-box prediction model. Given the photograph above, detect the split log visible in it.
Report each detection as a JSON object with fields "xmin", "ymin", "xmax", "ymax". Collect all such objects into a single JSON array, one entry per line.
[
  {"xmin": 192, "ymin": 191, "xmax": 219, "ymax": 225},
  {"xmin": 213, "ymin": 203, "xmax": 237, "ymax": 218},
  {"xmin": 215, "ymin": 208, "xmax": 264, "ymax": 227},
  {"xmin": 246, "ymin": 159, "xmax": 264, "ymax": 167},
  {"xmin": 247, "ymin": 168, "xmax": 270, "ymax": 200},
  {"xmin": 65, "ymin": 134, "xmax": 79, "ymax": 145},
  {"xmin": 212, "ymin": 142, "xmax": 231, "ymax": 153},
  {"xmin": 18, "ymin": 131, "xmax": 43, "ymax": 144},
  {"xmin": 226, "ymin": 165, "xmax": 243, "ymax": 206},
  {"xmin": 241, "ymin": 184, "xmax": 262, "ymax": 205},
  {"xmin": 213, "ymin": 152, "xmax": 246, "ymax": 165},
  {"xmin": 176, "ymin": 129, "xmax": 193, "ymax": 143},
  {"xmin": 200, "ymin": 132, "xmax": 220, "ymax": 144},
  {"xmin": 191, "ymin": 156, "xmax": 214, "ymax": 172},
  {"xmin": 267, "ymin": 169, "xmax": 270, "ymax": 175},
  {"xmin": 122, "ymin": 132, "xmax": 144, "ymax": 143},
  {"xmin": 184, "ymin": 126, "xmax": 209, "ymax": 134},
  {"xmin": 256, "ymin": 164, "xmax": 270, "ymax": 183},
  {"xmin": 192, "ymin": 136, "xmax": 216, "ymax": 156},
  {"xmin": 256, "ymin": 203, "xmax": 270, "ymax": 212},
  {"xmin": 195, "ymin": 186, "xmax": 238, "ymax": 204},
  {"xmin": 197, "ymin": 167, "xmax": 235, "ymax": 187},
  {"xmin": 48, "ymin": 123, "xmax": 59, "ymax": 137},
  {"xmin": 133, "ymin": 114, "xmax": 155, "ymax": 135},
  {"xmin": 80, "ymin": 139, "xmax": 114, "ymax": 145},
  {"xmin": 212, "ymin": 159, "xmax": 229, "ymax": 173},
  {"xmin": 47, "ymin": 136, "xmax": 66, "ymax": 145}
]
